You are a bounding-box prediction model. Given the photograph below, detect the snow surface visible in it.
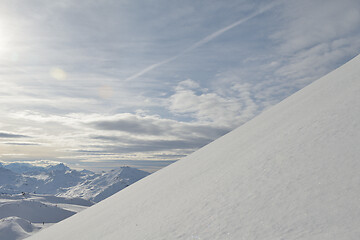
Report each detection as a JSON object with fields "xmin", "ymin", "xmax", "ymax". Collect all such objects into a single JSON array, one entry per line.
[
  {"xmin": 57, "ymin": 166, "xmax": 150, "ymax": 202},
  {"xmin": 0, "ymin": 165, "xmax": 148, "ymax": 239},
  {"xmin": 0, "ymin": 193, "xmax": 93, "ymax": 240},
  {"xmin": 28, "ymin": 55, "xmax": 360, "ymax": 239},
  {"xmin": 0, "ymin": 217, "xmax": 41, "ymax": 240},
  {"xmin": 0, "ymin": 200, "xmax": 75, "ymax": 223}
]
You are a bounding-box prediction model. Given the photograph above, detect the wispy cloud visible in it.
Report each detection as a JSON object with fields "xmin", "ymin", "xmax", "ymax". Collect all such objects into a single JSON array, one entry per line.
[
  {"xmin": 1, "ymin": 0, "xmax": 359, "ymax": 170},
  {"xmin": 125, "ymin": 2, "xmax": 279, "ymax": 82},
  {"xmin": 0, "ymin": 132, "xmax": 30, "ymax": 138},
  {"xmin": 4, "ymin": 142, "xmax": 40, "ymax": 146}
]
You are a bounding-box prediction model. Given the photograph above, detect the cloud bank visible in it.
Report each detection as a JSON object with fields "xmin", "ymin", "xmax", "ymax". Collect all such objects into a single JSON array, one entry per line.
[{"xmin": 0, "ymin": 0, "xmax": 359, "ymax": 171}]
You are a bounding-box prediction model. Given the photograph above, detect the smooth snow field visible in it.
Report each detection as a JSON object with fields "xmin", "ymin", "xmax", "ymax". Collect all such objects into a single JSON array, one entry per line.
[{"xmin": 28, "ymin": 55, "xmax": 360, "ymax": 239}]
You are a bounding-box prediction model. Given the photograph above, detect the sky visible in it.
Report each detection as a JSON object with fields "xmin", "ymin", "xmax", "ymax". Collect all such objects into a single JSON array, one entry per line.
[{"xmin": 0, "ymin": 0, "xmax": 359, "ymax": 172}]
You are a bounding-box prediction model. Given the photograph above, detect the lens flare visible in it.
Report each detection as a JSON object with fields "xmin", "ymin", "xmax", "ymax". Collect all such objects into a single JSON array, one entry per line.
[
  {"xmin": 50, "ymin": 67, "xmax": 67, "ymax": 80},
  {"xmin": 98, "ymin": 85, "xmax": 113, "ymax": 99}
]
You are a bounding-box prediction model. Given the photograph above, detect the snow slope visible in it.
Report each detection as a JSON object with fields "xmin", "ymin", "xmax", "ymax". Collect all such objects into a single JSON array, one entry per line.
[
  {"xmin": 0, "ymin": 193, "xmax": 93, "ymax": 240},
  {"xmin": 0, "ymin": 165, "xmax": 148, "ymax": 239},
  {"xmin": 28, "ymin": 55, "xmax": 360, "ymax": 239},
  {"xmin": 0, "ymin": 200, "xmax": 76, "ymax": 223},
  {"xmin": 0, "ymin": 164, "xmax": 94, "ymax": 195},
  {"xmin": 0, "ymin": 168, "xmax": 20, "ymax": 193},
  {"xmin": 0, "ymin": 217, "xmax": 41, "ymax": 240},
  {"xmin": 58, "ymin": 167, "xmax": 150, "ymax": 202},
  {"xmin": 0, "ymin": 164, "xmax": 149, "ymax": 203}
]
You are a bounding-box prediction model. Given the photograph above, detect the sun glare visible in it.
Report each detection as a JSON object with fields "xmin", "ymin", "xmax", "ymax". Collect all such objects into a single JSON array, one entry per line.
[{"xmin": 50, "ymin": 67, "xmax": 67, "ymax": 80}]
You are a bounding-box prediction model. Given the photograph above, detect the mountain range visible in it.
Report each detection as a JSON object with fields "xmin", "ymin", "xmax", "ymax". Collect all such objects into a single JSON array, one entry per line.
[
  {"xmin": 0, "ymin": 163, "xmax": 150, "ymax": 240},
  {"xmin": 0, "ymin": 163, "xmax": 149, "ymax": 203}
]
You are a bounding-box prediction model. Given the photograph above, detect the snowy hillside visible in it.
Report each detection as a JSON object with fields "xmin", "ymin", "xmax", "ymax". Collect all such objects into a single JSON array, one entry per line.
[
  {"xmin": 0, "ymin": 163, "xmax": 94, "ymax": 195},
  {"xmin": 0, "ymin": 168, "xmax": 20, "ymax": 193},
  {"xmin": 0, "ymin": 163, "xmax": 149, "ymax": 202},
  {"xmin": 28, "ymin": 54, "xmax": 360, "ymax": 240},
  {"xmin": 0, "ymin": 164, "xmax": 149, "ymax": 240},
  {"xmin": 0, "ymin": 217, "xmax": 40, "ymax": 240},
  {"xmin": 58, "ymin": 167, "xmax": 149, "ymax": 203},
  {"xmin": 0, "ymin": 200, "xmax": 75, "ymax": 223},
  {"xmin": 0, "ymin": 193, "xmax": 93, "ymax": 240}
]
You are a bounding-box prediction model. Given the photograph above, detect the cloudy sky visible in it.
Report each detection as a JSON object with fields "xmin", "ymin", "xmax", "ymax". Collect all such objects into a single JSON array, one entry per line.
[{"xmin": 0, "ymin": 0, "xmax": 359, "ymax": 172}]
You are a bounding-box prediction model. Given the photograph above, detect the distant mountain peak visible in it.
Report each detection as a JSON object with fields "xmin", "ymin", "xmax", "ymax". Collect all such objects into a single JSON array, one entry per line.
[
  {"xmin": 46, "ymin": 163, "xmax": 71, "ymax": 172},
  {"xmin": 57, "ymin": 166, "xmax": 150, "ymax": 203}
]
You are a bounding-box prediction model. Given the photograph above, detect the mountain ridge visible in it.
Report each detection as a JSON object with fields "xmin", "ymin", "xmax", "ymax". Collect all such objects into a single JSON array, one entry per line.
[{"xmin": 0, "ymin": 163, "xmax": 149, "ymax": 202}]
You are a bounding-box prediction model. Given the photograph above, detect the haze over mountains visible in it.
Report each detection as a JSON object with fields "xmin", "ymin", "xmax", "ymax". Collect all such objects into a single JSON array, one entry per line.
[{"xmin": 27, "ymin": 55, "xmax": 360, "ymax": 239}]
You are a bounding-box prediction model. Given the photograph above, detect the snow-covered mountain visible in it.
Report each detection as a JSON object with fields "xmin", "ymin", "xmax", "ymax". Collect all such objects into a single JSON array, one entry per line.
[
  {"xmin": 2, "ymin": 163, "xmax": 47, "ymax": 174},
  {"xmin": 58, "ymin": 167, "xmax": 149, "ymax": 203},
  {"xmin": 0, "ymin": 163, "xmax": 92, "ymax": 195},
  {"xmin": 1, "ymin": 162, "xmax": 72, "ymax": 175},
  {"xmin": 0, "ymin": 163, "xmax": 149, "ymax": 202},
  {"xmin": 28, "ymin": 54, "xmax": 360, "ymax": 240},
  {"xmin": 0, "ymin": 164, "xmax": 149, "ymax": 240},
  {"xmin": 0, "ymin": 168, "xmax": 20, "ymax": 193}
]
